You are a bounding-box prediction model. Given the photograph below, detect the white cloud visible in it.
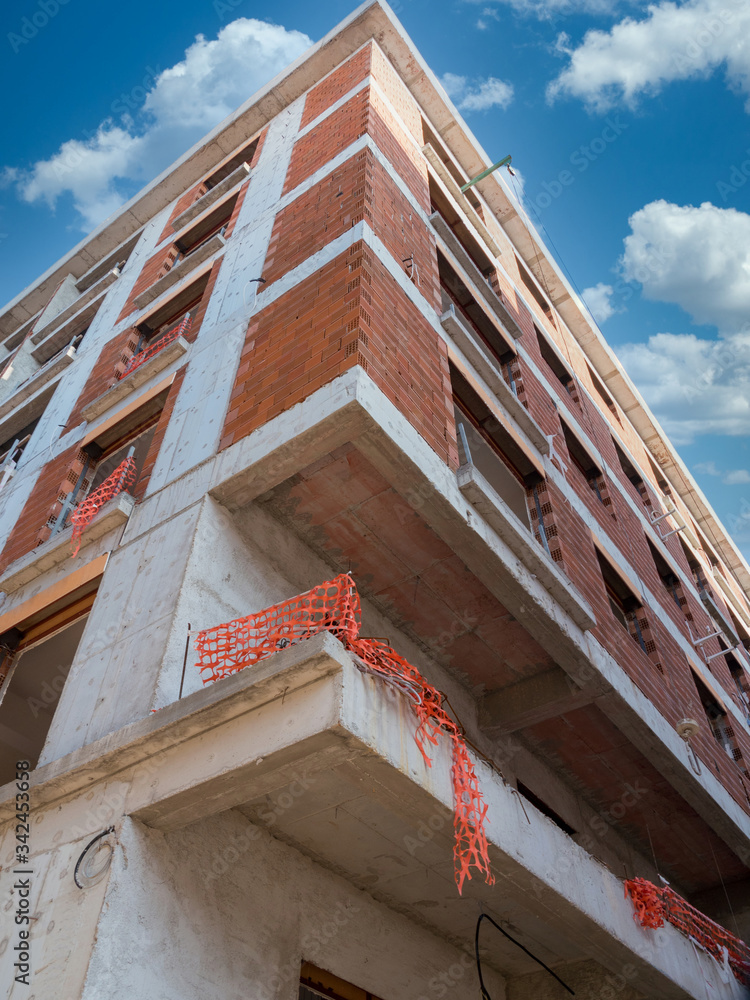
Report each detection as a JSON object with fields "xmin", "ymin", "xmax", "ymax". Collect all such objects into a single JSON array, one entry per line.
[
  {"xmin": 548, "ymin": 0, "xmax": 750, "ymax": 112},
  {"xmin": 15, "ymin": 126, "xmax": 147, "ymax": 231},
  {"xmin": 476, "ymin": 7, "xmax": 501, "ymax": 29},
  {"xmin": 441, "ymin": 73, "xmax": 515, "ymax": 112},
  {"xmin": 724, "ymin": 469, "xmax": 750, "ymax": 485},
  {"xmin": 582, "ymin": 282, "xmax": 616, "ymax": 322},
  {"xmin": 4, "ymin": 18, "xmax": 311, "ymax": 230},
  {"xmin": 620, "ymin": 200, "xmax": 750, "ymax": 331},
  {"xmin": 142, "ymin": 19, "xmax": 310, "ymax": 129},
  {"xmin": 694, "ymin": 463, "xmax": 750, "ymax": 484},
  {"xmin": 617, "ymin": 329, "xmax": 750, "ymax": 444},
  {"xmin": 694, "ymin": 460, "xmax": 721, "ymax": 475}
]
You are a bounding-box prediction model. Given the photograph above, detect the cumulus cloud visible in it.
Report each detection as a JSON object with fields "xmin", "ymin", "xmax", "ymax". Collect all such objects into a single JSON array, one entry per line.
[
  {"xmin": 620, "ymin": 199, "xmax": 750, "ymax": 331},
  {"xmin": 548, "ymin": 0, "xmax": 750, "ymax": 112},
  {"xmin": 4, "ymin": 18, "xmax": 311, "ymax": 231},
  {"xmin": 582, "ymin": 282, "xmax": 616, "ymax": 323},
  {"xmin": 441, "ymin": 73, "xmax": 515, "ymax": 112},
  {"xmin": 617, "ymin": 329, "xmax": 750, "ymax": 444}
]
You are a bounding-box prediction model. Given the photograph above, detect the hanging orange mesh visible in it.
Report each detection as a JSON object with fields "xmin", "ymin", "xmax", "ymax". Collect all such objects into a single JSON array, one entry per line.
[
  {"xmin": 624, "ymin": 877, "xmax": 750, "ymax": 985},
  {"xmin": 69, "ymin": 456, "xmax": 137, "ymax": 557},
  {"xmin": 194, "ymin": 573, "xmax": 494, "ymax": 893},
  {"xmin": 116, "ymin": 315, "xmax": 191, "ymax": 382}
]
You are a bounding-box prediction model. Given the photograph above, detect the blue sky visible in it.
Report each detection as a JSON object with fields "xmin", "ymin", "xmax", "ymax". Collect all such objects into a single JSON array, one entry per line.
[{"xmin": 2, "ymin": 0, "xmax": 750, "ymax": 557}]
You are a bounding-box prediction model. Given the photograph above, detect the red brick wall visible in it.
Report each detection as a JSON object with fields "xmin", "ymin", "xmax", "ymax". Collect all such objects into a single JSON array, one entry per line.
[
  {"xmin": 300, "ymin": 46, "xmax": 372, "ymax": 128},
  {"xmin": 117, "ymin": 245, "xmax": 180, "ymax": 323},
  {"xmin": 370, "ymin": 44, "xmax": 423, "ymax": 141},
  {"xmin": 221, "ymin": 242, "xmax": 456, "ymax": 467},
  {"xmin": 263, "ymin": 153, "xmax": 370, "ymax": 286},
  {"xmin": 0, "ymin": 444, "xmax": 80, "ymax": 574},
  {"xmin": 157, "ymin": 182, "xmax": 207, "ymax": 245},
  {"xmin": 263, "ymin": 148, "xmax": 439, "ymax": 311},
  {"xmin": 285, "ymin": 81, "xmax": 429, "ymax": 211},
  {"xmin": 66, "ymin": 259, "xmax": 223, "ymax": 431},
  {"xmin": 285, "ymin": 90, "xmax": 370, "ymax": 197}
]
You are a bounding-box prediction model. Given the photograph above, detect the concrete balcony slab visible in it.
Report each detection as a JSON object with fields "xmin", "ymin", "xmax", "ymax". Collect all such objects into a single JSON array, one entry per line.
[
  {"xmin": 0, "ymin": 634, "xmax": 733, "ymax": 999},
  {"xmin": 431, "ymin": 212, "xmax": 522, "ymax": 339},
  {"xmin": 0, "ymin": 343, "xmax": 76, "ymax": 420},
  {"xmin": 441, "ymin": 305, "xmax": 549, "ymax": 456},
  {"xmin": 171, "ymin": 163, "xmax": 251, "ymax": 233},
  {"xmin": 31, "ymin": 267, "xmax": 119, "ymax": 346},
  {"xmin": 456, "ymin": 462, "xmax": 595, "ymax": 631},
  {"xmin": 81, "ymin": 336, "xmax": 190, "ymax": 422},
  {"xmin": 133, "ymin": 234, "xmax": 225, "ymax": 311},
  {"xmin": 0, "ymin": 491, "xmax": 135, "ymax": 594}
]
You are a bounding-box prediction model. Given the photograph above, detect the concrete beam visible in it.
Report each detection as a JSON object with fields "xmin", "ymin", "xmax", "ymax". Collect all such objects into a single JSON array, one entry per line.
[
  {"xmin": 205, "ymin": 368, "xmax": 750, "ymax": 864},
  {"xmin": 482, "ymin": 668, "xmax": 599, "ymax": 734},
  {"xmin": 0, "ymin": 634, "xmax": 738, "ymax": 999}
]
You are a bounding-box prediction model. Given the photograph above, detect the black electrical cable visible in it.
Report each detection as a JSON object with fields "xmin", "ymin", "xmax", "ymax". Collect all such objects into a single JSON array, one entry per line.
[
  {"xmin": 475, "ymin": 912, "xmax": 575, "ymax": 997},
  {"xmin": 74, "ymin": 827, "xmax": 115, "ymax": 889}
]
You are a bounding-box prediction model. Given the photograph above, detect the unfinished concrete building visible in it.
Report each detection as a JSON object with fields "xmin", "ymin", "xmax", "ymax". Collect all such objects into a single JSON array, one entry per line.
[{"xmin": 2, "ymin": 3, "xmax": 750, "ymax": 997}]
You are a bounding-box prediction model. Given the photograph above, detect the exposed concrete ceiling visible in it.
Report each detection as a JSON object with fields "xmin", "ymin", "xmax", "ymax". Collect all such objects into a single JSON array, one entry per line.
[{"xmin": 256, "ymin": 440, "xmax": 748, "ymax": 896}]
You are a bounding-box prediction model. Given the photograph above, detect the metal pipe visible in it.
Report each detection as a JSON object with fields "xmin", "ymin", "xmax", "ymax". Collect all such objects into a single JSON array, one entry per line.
[
  {"xmin": 179, "ymin": 623, "xmax": 192, "ymax": 699},
  {"xmin": 461, "ymin": 155, "xmax": 512, "ymax": 192}
]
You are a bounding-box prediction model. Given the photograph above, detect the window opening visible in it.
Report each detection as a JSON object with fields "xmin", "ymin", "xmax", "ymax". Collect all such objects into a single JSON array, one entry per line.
[
  {"xmin": 534, "ymin": 325, "xmax": 581, "ymax": 406},
  {"xmin": 438, "ymin": 251, "xmax": 514, "ymax": 361},
  {"xmin": 614, "ymin": 440, "xmax": 644, "ymax": 490},
  {"xmin": 517, "ymin": 781, "xmax": 576, "ymax": 835},
  {"xmin": 451, "ymin": 364, "xmax": 540, "ymax": 529},
  {"xmin": 646, "ymin": 453, "xmax": 672, "ymax": 496},
  {"xmin": 0, "ymin": 612, "xmax": 89, "ymax": 783},
  {"xmin": 517, "ymin": 257, "xmax": 552, "ymax": 318},
  {"xmin": 694, "ymin": 674, "xmax": 746, "ymax": 770},
  {"xmin": 52, "ymin": 415, "xmax": 160, "ymax": 536},
  {"xmin": 587, "ymin": 363, "xmax": 620, "ymax": 422},
  {"xmin": 530, "ymin": 484, "xmax": 552, "ymax": 558},
  {"xmin": 300, "ymin": 964, "xmax": 382, "ymax": 1000},
  {"xmin": 429, "ymin": 176, "xmax": 495, "ymax": 279},
  {"xmin": 560, "ymin": 420, "xmax": 612, "ymax": 512},
  {"xmin": 0, "ymin": 418, "xmax": 39, "ymax": 493},
  {"xmin": 725, "ymin": 647, "xmax": 750, "ymax": 720},
  {"xmin": 647, "ymin": 539, "xmax": 690, "ymax": 616},
  {"xmin": 174, "ymin": 193, "xmax": 237, "ymax": 262},
  {"xmin": 205, "ymin": 136, "xmax": 259, "ymax": 189},
  {"xmin": 595, "ymin": 549, "xmax": 654, "ymax": 660}
]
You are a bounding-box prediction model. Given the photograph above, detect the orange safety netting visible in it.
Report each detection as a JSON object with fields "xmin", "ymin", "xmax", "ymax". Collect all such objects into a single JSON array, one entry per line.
[
  {"xmin": 69, "ymin": 456, "xmax": 137, "ymax": 557},
  {"xmin": 625, "ymin": 877, "xmax": 750, "ymax": 985},
  {"xmin": 195, "ymin": 573, "xmax": 494, "ymax": 893},
  {"xmin": 117, "ymin": 314, "xmax": 191, "ymax": 381}
]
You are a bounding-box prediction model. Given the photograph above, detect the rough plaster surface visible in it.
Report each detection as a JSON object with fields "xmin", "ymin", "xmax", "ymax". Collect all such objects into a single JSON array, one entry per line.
[{"xmin": 80, "ymin": 813, "xmax": 506, "ymax": 1000}]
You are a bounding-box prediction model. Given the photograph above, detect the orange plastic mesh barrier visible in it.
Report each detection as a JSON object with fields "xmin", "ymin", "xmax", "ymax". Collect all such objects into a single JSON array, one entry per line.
[
  {"xmin": 195, "ymin": 573, "xmax": 494, "ymax": 893},
  {"xmin": 625, "ymin": 877, "xmax": 750, "ymax": 985},
  {"xmin": 116, "ymin": 314, "xmax": 191, "ymax": 382},
  {"xmin": 70, "ymin": 457, "xmax": 137, "ymax": 557}
]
